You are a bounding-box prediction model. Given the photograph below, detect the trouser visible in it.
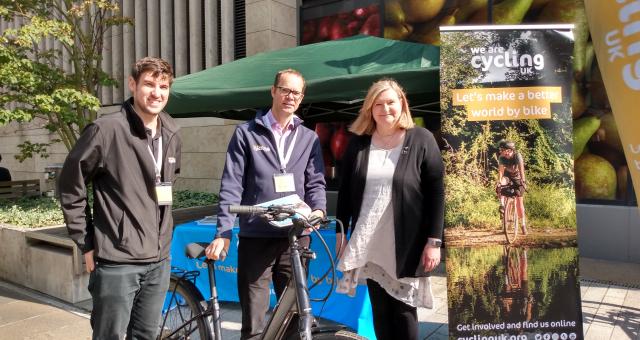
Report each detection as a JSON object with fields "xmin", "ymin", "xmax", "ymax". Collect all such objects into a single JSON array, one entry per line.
[
  {"xmin": 237, "ymin": 236, "xmax": 311, "ymax": 340},
  {"xmin": 367, "ymin": 279, "xmax": 418, "ymax": 340},
  {"xmin": 88, "ymin": 258, "xmax": 170, "ymax": 340}
]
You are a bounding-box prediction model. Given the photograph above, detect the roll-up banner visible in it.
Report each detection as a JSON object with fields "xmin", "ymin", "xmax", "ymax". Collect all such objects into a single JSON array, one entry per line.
[
  {"xmin": 440, "ymin": 25, "xmax": 584, "ymax": 340},
  {"xmin": 583, "ymin": 0, "xmax": 640, "ymax": 210}
]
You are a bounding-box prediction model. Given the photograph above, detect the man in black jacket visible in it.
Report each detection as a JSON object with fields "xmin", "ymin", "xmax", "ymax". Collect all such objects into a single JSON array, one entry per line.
[{"xmin": 59, "ymin": 57, "xmax": 181, "ymax": 340}]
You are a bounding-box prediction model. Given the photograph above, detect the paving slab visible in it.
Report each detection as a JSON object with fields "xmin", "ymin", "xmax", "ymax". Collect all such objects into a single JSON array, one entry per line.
[{"xmin": 1, "ymin": 272, "xmax": 639, "ymax": 339}]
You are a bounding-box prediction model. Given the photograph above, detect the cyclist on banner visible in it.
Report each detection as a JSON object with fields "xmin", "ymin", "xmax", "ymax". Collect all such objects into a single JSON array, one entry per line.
[
  {"xmin": 501, "ymin": 247, "xmax": 533, "ymax": 322},
  {"xmin": 496, "ymin": 139, "xmax": 528, "ymax": 235}
]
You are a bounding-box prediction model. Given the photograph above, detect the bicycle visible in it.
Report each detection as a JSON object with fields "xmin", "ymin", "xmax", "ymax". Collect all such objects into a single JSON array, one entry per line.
[
  {"xmin": 497, "ymin": 179, "xmax": 520, "ymax": 244},
  {"xmin": 158, "ymin": 204, "xmax": 366, "ymax": 340}
]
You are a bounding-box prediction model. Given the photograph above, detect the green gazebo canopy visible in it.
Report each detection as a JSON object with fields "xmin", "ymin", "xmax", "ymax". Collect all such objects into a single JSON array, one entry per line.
[{"xmin": 165, "ymin": 35, "xmax": 441, "ymax": 120}]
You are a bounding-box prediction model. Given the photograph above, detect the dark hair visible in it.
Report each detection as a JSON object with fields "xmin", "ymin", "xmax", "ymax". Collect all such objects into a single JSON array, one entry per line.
[
  {"xmin": 498, "ymin": 139, "xmax": 516, "ymax": 150},
  {"xmin": 273, "ymin": 69, "xmax": 306, "ymax": 92},
  {"xmin": 131, "ymin": 57, "xmax": 174, "ymax": 84}
]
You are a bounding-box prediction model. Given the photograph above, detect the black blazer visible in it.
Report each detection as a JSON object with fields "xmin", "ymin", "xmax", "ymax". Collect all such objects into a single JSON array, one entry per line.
[{"xmin": 336, "ymin": 127, "xmax": 445, "ymax": 278}]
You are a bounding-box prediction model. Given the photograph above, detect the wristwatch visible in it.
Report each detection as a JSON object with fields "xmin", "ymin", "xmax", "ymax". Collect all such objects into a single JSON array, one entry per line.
[{"xmin": 427, "ymin": 238, "xmax": 442, "ymax": 247}]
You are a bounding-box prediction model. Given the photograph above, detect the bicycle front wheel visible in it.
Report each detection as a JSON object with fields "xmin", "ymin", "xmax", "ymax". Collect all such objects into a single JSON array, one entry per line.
[
  {"xmin": 503, "ymin": 198, "xmax": 519, "ymax": 244},
  {"xmin": 159, "ymin": 276, "xmax": 213, "ymax": 340}
]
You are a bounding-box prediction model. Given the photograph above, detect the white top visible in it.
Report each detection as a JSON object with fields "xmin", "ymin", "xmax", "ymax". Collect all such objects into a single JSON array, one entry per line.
[{"xmin": 336, "ymin": 142, "xmax": 433, "ymax": 308}]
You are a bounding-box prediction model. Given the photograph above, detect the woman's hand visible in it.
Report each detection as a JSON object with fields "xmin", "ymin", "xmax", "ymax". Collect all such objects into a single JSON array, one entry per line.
[
  {"xmin": 205, "ymin": 238, "xmax": 230, "ymax": 261},
  {"xmin": 421, "ymin": 244, "xmax": 441, "ymax": 273}
]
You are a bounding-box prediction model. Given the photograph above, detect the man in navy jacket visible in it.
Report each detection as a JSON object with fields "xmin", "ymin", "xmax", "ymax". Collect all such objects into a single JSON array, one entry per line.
[{"xmin": 205, "ymin": 69, "xmax": 326, "ymax": 339}]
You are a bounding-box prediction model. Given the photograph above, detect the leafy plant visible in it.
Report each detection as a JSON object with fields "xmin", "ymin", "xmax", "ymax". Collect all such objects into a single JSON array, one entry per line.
[
  {"xmin": 526, "ymin": 184, "xmax": 576, "ymax": 228},
  {"xmin": 172, "ymin": 190, "xmax": 219, "ymax": 209},
  {"xmin": 0, "ymin": 196, "xmax": 64, "ymax": 227},
  {"xmin": 0, "ymin": 190, "xmax": 219, "ymax": 228},
  {"xmin": 0, "ymin": 1, "xmax": 131, "ymax": 159}
]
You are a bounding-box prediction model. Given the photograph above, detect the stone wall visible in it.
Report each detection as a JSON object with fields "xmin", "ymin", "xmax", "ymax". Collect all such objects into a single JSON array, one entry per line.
[
  {"xmin": 246, "ymin": 0, "xmax": 298, "ymax": 56},
  {"xmin": 0, "ymin": 225, "xmax": 90, "ymax": 304},
  {"xmin": 174, "ymin": 117, "xmax": 241, "ymax": 194}
]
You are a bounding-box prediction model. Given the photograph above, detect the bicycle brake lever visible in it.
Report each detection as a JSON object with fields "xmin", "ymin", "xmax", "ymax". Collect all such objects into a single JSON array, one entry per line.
[{"xmin": 307, "ymin": 215, "xmax": 325, "ymax": 227}]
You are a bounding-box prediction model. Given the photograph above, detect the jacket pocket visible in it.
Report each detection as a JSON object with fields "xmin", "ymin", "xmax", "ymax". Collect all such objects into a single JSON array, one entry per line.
[{"xmin": 117, "ymin": 211, "xmax": 158, "ymax": 260}]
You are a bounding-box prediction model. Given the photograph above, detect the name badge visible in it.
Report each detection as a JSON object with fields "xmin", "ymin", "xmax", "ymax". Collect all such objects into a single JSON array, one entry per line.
[
  {"xmin": 155, "ymin": 182, "xmax": 173, "ymax": 205},
  {"xmin": 273, "ymin": 173, "xmax": 295, "ymax": 193}
]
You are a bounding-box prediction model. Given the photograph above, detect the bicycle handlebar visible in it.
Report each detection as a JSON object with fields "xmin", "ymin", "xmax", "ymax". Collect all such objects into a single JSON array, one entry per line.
[
  {"xmin": 229, "ymin": 204, "xmax": 326, "ymax": 227},
  {"xmin": 229, "ymin": 204, "xmax": 297, "ymax": 215}
]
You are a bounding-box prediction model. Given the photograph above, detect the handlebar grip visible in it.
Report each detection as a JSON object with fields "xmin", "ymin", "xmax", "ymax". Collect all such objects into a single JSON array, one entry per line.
[
  {"xmin": 186, "ymin": 242, "xmax": 209, "ymax": 259},
  {"xmin": 307, "ymin": 215, "xmax": 324, "ymax": 226},
  {"xmin": 229, "ymin": 205, "xmax": 268, "ymax": 214}
]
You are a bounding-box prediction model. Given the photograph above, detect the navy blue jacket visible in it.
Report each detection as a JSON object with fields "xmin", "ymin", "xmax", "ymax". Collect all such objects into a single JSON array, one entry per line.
[{"xmin": 215, "ymin": 112, "xmax": 326, "ymax": 239}]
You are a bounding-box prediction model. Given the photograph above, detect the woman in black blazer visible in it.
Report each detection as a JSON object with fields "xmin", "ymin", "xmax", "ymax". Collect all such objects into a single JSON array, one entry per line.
[{"xmin": 335, "ymin": 78, "xmax": 445, "ymax": 340}]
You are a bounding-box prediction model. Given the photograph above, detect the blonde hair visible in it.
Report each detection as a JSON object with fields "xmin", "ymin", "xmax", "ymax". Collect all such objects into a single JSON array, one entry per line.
[{"xmin": 349, "ymin": 78, "xmax": 414, "ymax": 136}]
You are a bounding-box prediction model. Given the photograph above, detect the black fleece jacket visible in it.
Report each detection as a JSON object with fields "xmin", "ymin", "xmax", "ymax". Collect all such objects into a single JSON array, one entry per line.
[
  {"xmin": 336, "ymin": 127, "xmax": 445, "ymax": 278},
  {"xmin": 60, "ymin": 99, "xmax": 182, "ymax": 263}
]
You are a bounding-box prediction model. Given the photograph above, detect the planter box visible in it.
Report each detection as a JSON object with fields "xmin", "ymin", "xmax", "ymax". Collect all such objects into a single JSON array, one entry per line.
[
  {"xmin": 173, "ymin": 204, "xmax": 218, "ymax": 226},
  {"xmin": 0, "ymin": 205, "xmax": 218, "ymax": 304},
  {"xmin": 0, "ymin": 224, "xmax": 89, "ymax": 304}
]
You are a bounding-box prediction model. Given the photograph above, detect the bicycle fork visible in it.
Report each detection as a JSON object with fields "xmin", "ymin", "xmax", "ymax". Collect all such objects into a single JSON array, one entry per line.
[{"xmin": 289, "ymin": 234, "xmax": 314, "ymax": 340}]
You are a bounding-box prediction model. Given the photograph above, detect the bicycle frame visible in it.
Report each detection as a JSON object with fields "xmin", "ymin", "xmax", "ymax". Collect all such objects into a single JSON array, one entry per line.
[
  {"xmin": 261, "ymin": 223, "xmax": 314, "ymax": 340},
  {"xmin": 160, "ymin": 205, "xmax": 347, "ymax": 340},
  {"xmin": 161, "ymin": 220, "xmax": 320, "ymax": 340},
  {"xmin": 498, "ymin": 180, "xmax": 520, "ymax": 244}
]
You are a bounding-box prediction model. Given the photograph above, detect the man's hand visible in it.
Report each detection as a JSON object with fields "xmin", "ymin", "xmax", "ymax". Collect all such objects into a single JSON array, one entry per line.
[
  {"xmin": 84, "ymin": 250, "xmax": 95, "ymax": 273},
  {"xmin": 205, "ymin": 238, "xmax": 230, "ymax": 261},
  {"xmin": 309, "ymin": 209, "xmax": 324, "ymax": 223},
  {"xmin": 306, "ymin": 209, "xmax": 325, "ymax": 232}
]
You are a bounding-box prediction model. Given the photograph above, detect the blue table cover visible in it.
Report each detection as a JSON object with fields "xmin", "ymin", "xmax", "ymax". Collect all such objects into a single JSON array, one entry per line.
[{"xmin": 170, "ymin": 221, "xmax": 376, "ymax": 339}]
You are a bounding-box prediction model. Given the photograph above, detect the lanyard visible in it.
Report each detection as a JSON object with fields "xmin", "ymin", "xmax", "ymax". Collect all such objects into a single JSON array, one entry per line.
[
  {"xmin": 147, "ymin": 136, "xmax": 163, "ymax": 183},
  {"xmin": 276, "ymin": 128, "xmax": 298, "ymax": 172}
]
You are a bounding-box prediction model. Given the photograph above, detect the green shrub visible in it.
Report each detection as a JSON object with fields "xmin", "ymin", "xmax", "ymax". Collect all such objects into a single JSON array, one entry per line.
[
  {"xmin": 172, "ymin": 190, "xmax": 219, "ymax": 209},
  {"xmin": 0, "ymin": 197, "xmax": 65, "ymax": 228},
  {"xmin": 445, "ymin": 175, "xmax": 501, "ymax": 229},
  {"xmin": 526, "ymin": 184, "xmax": 576, "ymax": 228},
  {"xmin": 0, "ymin": 190, "xmax": 219, "ymax": 228}
]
